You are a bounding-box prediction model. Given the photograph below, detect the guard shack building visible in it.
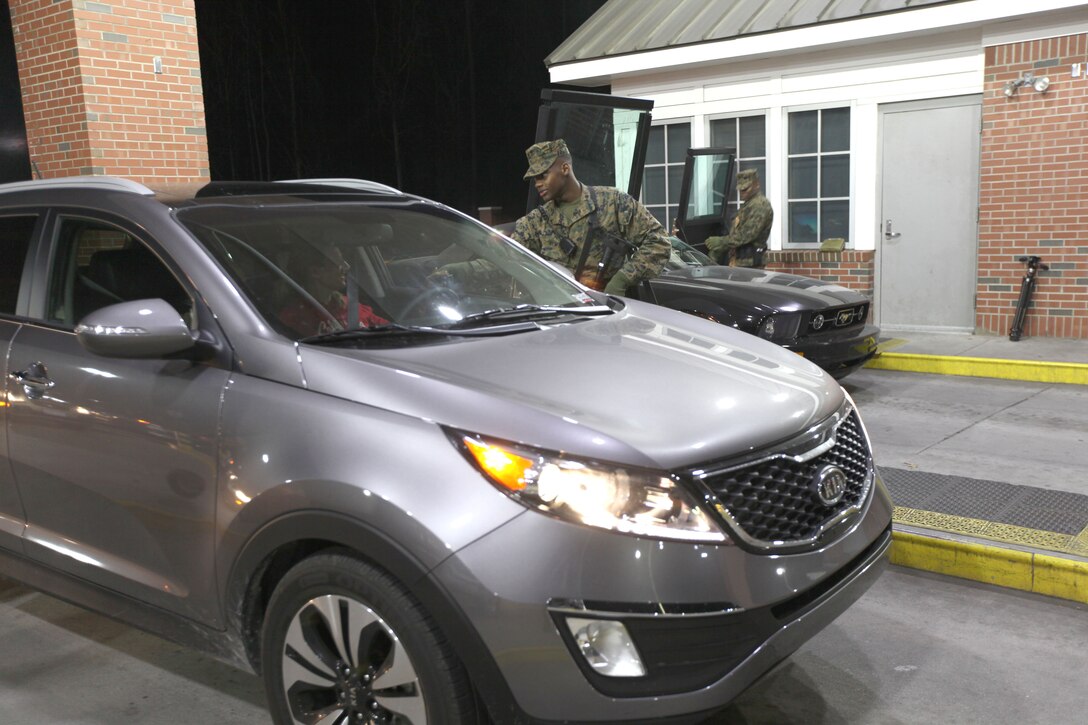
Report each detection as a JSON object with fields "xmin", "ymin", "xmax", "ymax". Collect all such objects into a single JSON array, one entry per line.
[{"xmin": 547, "ymin": 0, "xmax": 1088, "ymax": 338}]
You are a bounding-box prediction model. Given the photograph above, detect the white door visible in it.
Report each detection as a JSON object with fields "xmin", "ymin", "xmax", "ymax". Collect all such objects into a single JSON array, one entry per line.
[{"xmin": 877, "ymin": 97, "xmax": 981, "ymax": 332}]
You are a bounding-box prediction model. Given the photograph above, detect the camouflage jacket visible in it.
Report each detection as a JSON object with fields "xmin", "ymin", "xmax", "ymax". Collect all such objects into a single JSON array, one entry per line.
[
  {"xmin": 706, "ymin": 193, "xmax": 773, "ymax": 267},
  {"xmin": 511, "ymin": 185, "xmax": 671, "ymax": 287}
]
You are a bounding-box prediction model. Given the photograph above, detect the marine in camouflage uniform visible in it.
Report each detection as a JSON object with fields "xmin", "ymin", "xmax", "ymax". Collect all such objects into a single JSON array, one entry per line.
[
  {"xmin": 511, "ymin": 139, "xmax": 670, "ymax": 295},
  {"xmin": 705, "ymin": 168, "xmax": 773, "ymax": 268}
]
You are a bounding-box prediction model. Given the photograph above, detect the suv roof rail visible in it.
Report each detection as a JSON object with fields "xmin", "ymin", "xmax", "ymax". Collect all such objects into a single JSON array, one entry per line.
[
  {"xmin": 0, "ymin": 176, "xmax": 155, "ymax": 196},
  {"xmin": 277, "ymin": 178, "xmax": 401, "ymax": 194}
]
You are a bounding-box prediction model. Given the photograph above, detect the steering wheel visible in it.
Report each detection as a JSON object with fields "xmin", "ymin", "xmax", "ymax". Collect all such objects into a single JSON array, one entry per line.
[{"xmin": 399, "ymin": 286, "xmax": 461, "ymax": 322}]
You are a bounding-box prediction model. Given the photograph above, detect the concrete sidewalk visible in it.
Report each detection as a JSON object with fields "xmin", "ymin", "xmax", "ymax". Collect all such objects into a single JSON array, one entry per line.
[{"xmin": 851, "ymin": 331, "xmax": 1088, "ymax": 605}]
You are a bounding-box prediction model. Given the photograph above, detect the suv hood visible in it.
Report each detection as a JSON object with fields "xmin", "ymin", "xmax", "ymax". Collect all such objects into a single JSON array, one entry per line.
[
  {"xmin": 656, "ymin": 265, "xmax": 868, "ymax": 312},
  {"xmin": 298, "ymin": 301, "xmax": 844, "ymax": 471}
]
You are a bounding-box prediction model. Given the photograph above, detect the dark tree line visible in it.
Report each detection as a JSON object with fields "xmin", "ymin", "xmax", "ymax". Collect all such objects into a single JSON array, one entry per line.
[{"xmin": 194, "ymin": 0, "xmax": 606, "ymax": 220}]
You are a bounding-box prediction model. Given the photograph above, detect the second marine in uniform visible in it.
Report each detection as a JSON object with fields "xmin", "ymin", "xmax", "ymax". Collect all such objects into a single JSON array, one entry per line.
[{"xmin": 705, "ymin": 168, "xmax": 773, "ymax": 268}]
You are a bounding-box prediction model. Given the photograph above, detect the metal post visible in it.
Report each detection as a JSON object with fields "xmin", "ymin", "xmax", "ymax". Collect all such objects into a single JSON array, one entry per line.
[{"xmin": 1009, "ymin": 255, "xmax": 1048, "ymax": 341}]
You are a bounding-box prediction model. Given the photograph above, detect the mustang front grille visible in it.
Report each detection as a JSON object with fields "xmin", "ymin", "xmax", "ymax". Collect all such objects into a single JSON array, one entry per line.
[{"xmin": 805, "ymin": 303, "xmax": 869, "ymax": 335}]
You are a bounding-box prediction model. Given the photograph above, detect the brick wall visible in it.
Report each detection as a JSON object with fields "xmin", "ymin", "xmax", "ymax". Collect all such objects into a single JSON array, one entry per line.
[
  {"xmin": 10, "ymin": 0, "xmax": 208, "ymax": 183},
  {"xmin": 767, "ymin": 250, "xmax": 875, "ymax": 299},
  {"xmin": 979, "ymin": 34, "xmax": 1088, "ymax": 339}
]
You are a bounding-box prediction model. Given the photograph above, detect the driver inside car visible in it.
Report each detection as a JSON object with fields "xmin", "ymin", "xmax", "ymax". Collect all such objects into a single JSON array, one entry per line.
[{"xmin": 278, "ymin": 244, "xmax": 387, "ymax": 336}]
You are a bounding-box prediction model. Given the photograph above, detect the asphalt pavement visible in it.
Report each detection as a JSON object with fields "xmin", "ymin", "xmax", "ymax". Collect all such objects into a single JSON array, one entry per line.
[{"xmin": 5, "ymin": 565, "xmax": 1083, "ymax": 724}]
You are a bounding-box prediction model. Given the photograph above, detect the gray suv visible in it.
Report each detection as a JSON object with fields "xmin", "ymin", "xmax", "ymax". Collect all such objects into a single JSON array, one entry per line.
[{"xmin": 0, "ymin": 177, "xmax": 892, "ymax": 724}]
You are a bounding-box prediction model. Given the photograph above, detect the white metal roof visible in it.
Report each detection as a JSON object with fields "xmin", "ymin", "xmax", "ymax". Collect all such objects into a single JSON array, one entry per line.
[
  {"xmin": 547, "ymin": 0, "xmax": 1088, "ymax": 85},
  {"xmin": 546, "ymin": 0, "xmax": 954, "ymax": 67}
]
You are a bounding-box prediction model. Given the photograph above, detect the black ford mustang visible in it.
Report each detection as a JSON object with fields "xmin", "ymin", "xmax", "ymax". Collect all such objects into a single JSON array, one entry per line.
[{"xmin": 648, "ymin": 239, "xmax": 878, "ymax": 379}]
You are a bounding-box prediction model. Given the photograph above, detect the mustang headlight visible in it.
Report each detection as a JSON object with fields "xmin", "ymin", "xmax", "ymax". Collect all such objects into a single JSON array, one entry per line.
[
  {"xmin": 758, "ymin": 312, "xmax": 801, "ymax": 341},
  {"xmin": 455, "ymin": 433, "xmax": 726, "ymax": 543}
]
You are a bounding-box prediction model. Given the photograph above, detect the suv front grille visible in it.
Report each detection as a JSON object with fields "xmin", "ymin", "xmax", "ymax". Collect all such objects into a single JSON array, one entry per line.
[{"xmin": 689, "ymin": 406, "xmax": 873, "ymax": 549}]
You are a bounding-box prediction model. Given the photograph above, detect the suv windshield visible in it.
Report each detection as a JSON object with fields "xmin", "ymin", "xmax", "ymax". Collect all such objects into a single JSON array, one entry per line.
[{"xmin": 177, "ymin": 201, "xmax": 606, "ymax": 339}]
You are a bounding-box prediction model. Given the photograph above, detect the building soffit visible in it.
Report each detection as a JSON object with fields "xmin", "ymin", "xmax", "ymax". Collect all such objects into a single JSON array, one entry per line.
[{"xmin": 547, "ymin": 0, "xmax": 1088, "ymax": 86}]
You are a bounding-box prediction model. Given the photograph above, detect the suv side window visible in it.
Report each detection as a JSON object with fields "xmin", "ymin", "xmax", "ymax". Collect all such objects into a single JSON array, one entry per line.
[
  {"xmin": 46, "ymin": 216, "xmax": 193, "ymax": 327},
  {"xmin": 0, "ymin": 215, "xmax": 37, "ymax": 315}
]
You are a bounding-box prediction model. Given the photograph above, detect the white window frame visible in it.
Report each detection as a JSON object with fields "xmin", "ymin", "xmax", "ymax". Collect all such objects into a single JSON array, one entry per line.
[
  {"xmin": 643, "ymin": 119, "xmax": 692, "ymax": 230},
  {"xmin": 783, "ymin": 103, "xmax": 854, "ymax": 248},
  {"xmin": 708, "ymin": 111, "xmax": 769, "ymax": 219}
]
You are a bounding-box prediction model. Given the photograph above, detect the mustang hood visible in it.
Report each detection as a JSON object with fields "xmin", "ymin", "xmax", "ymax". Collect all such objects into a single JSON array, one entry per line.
[
  {"xmin": 299, "ymin": 301, "xmax": 845, "ymax": 471},
  {"xmin": 657, "ymin": 265, "xmax": 868, "ymax": 311}
]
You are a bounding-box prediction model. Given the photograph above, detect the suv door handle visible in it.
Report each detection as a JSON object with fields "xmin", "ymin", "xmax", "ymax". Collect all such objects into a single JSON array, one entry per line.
[{"xmin": 10, "ymin": 361, "xmax": 55, "ymax": 398}]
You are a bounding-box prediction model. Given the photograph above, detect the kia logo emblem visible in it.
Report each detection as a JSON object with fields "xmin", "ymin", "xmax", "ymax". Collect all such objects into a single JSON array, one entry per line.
[{"xmin": 814, "ymin": 465, "xmax": 848, "ymax": 506}]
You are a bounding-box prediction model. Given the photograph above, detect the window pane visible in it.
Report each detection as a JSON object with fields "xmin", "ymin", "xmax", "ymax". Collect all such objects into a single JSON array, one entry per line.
[
  {"xmin": 651, "ymin": 207, "xmax": 668, "ymax": 228},
  {"xmin": 49, "ymin": 218, "xmax": 190, "ymax": 327},
  {"xmin": 821, "ymin": 154, "xmax": 849, "ymax": 197},
  {"xmin": 666, "ymin": 123, "xmax": 691, "ymax": 163},
  {"xmin": 789, "ymin": 111, "xmax": 818, "ymax": 154},
  {"xmin": 0, "ymin": 215, "xmax": 36, "ymax": 315},
  {"xmin": 821, "ymin": 107, "xmax": 850, "ymax": 152},
  {"xmin": 647, "ymin": 125, "xmax": 665, "ymax": 165},
  {"xmin": 821, "ymin": 200, "xmax": 850, "ymax": 242},
  {"xmin": 712, "ymin": 162, "xmax": 728, "ymax": 216},
  {"xmin": 687, "ymin": 155, "xmax": 724, "ymax": 219},
  {"xmin": 709, "ymin": 118, "xmax": 736, "ymax": 149},
  {"xmin": 667, "ymin": 164, "xmax": 684, "ymax": 204},
  {"xmin": 739, "ymin": 116, "xmax": 766, "ymax": 157},
  {"xmin": 789, "ymin": 202, "xmax": 818, "ymax": 244},
  {"xmin": 788, "ymin": 157, "xmax": 817, "ymax": 198},
  {"xmin": 643, "ymin": 166, "xmax": 666, "ymax": 205}
]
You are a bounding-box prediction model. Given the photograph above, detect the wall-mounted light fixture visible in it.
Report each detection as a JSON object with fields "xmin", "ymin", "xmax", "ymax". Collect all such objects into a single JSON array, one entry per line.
[{"xmin": 1003, "ymin": 71, "xmax": 1050, "ymax": 97}]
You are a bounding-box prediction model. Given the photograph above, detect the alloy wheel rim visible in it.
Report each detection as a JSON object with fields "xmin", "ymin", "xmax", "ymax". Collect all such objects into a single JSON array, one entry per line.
[{"xmin": 282, "ymin": 594, "xmax": 426, "ymax": 724}]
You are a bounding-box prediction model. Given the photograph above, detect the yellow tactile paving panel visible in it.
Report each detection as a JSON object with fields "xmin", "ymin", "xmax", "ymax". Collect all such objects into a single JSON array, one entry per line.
[
  {"xmin": 891, "ymin": 507, "xmax": 1088, "ymax": 605},
  {"xmin": 893, "ymin": 506, "xmax": 1084, "ymax": 555}
]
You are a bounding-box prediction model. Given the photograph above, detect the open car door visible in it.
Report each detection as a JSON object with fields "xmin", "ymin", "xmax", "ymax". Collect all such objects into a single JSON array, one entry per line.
[
  {"xmin": 674, "ymin": 147, "xmax": 738, "ymax": 254},
  {"xmin": 528, "ymin": 89, "xmax": 654, "ymax": 213}
]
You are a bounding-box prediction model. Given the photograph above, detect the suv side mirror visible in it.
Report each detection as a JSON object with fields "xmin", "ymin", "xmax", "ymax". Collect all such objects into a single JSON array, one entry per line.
[{"xmin": 75, "ymin": 298, "xmax": 196, "ymax": 358}]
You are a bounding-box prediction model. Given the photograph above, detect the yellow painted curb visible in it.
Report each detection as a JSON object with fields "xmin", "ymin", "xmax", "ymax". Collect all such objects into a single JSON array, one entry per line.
[
  {"xmin": 866, "ymin": 352, "xmax": 1088, "ymax": 385},
  {"xmin": 1033, "ymin": 553, "xmax": 1088, "ymax": 603},
  {"xmin": 890, "ymin": 530, "xmax": 1088, "ymax": 605}
]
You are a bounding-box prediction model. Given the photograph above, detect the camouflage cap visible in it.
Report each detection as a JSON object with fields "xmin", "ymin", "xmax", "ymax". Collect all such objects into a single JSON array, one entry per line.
[
  {"xmin": 523, "ymin": 139, "xmax": 570, "ymax": 180},
  {"xmin": 736, "ymin": 168, "xmax": 759, "ymax": 191}
]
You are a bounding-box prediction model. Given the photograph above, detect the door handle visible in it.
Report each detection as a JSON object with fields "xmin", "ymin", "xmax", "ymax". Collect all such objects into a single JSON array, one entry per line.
[
  {"xmin": 10, "ymin": 361, "xmax": 55, "ymax": 398},
  {"xmin": 884, "ymin": 219, "xmax": 902, "ymax": 239}
]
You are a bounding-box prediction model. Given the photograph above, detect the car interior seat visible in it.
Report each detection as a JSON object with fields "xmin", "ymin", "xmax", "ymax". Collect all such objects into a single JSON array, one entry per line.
[{"xmin": 80, "ymin": 246, "xmax": 192, "ymax": 322}]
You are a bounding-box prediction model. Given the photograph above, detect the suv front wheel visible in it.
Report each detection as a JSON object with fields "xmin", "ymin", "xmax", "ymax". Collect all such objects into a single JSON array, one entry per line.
[{"xmin": 261, "ymin": 551, "xmax": 478, "ymax": 724}]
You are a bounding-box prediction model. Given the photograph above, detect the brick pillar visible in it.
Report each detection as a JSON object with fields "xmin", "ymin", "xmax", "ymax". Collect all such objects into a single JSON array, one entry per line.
[
  {"xmin": 9, "ymin": 0, "xmax": 208, "ymax": 183},
  {"xmin": 979, "ymin": 34, "xmax": 1088, "ymax": 339}
]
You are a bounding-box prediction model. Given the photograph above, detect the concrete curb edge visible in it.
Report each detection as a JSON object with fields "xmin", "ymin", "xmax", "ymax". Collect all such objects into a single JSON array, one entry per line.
[
  {"xmin": 890, "ymin": 529, "xmax": 1088, "ymax": 605},
  {"xmin": 866, "ymin": 352, "xmax": 1088, "ymax": 385}
]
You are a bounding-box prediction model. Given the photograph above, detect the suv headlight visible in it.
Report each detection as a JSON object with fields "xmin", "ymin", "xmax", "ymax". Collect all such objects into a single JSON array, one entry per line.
[
  {"xmin": 453, "ymin": 433, "xmax": 726, "ymax": 543},
  {"xmin": 758, "ymin": 312, "xmax": 801, "ymax": 341}
]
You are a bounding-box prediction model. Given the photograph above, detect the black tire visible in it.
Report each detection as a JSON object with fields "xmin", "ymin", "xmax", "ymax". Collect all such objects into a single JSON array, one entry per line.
[{"xmin": 261, "ymin": 551, "xmax": 478, "ymax": 725}]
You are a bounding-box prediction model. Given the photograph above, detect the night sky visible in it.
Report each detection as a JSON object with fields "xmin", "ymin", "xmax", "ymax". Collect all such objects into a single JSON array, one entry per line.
[{"xmin": 193, "ymin": 0, "xmax": 607, "ymax": 221}]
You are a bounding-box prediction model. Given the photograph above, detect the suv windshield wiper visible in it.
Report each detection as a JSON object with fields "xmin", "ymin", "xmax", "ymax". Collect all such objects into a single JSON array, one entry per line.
[
  {"xmin": 298, "ymin": 321, "xmax": 541, "ymax": 345},
  {"xmin": 442, "ymin": 304, "xmax": 611, "ymax": 329}
]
